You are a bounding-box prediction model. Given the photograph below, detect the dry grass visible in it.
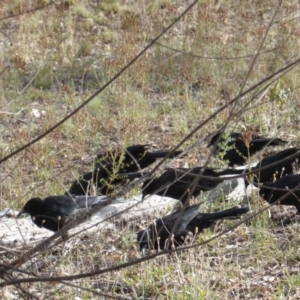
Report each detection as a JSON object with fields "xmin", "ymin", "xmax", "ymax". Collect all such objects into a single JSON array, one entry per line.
[{"xmin": 1, "ymin": 0, "xmax": 300, "ymax": 298}]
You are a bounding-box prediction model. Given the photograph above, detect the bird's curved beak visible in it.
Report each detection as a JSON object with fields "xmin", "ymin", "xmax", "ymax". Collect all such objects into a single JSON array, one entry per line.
[{"xmin": 16, "ymin": 208, "xmax": 25, "ymax": 218}]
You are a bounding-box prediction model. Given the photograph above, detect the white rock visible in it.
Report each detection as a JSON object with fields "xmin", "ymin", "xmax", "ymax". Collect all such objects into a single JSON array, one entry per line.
[
  {"xmin": 0, "ymin": 195, "xmax": 178, "ymax": 247},
  {"xmin": 197, "ymin": 175, "xmax": 247, "ymax": 210},
  {"xmin": 94, "ymin": 194, "xmax": 178, "ymax": 224}
]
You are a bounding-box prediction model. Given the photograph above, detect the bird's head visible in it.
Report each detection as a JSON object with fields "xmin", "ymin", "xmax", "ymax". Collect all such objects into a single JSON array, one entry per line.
[
  {"xmin": 16, "ymin": 197, "xmax": 43, "ymax": 218},
  {"xmin": 207, "ymin": 132, "xmax": 222, "ymax": 148}
]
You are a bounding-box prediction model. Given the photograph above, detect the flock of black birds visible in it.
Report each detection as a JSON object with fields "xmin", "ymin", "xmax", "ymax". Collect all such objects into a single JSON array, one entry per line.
[{"xmin": 16, "ymin": 131, "xmax": 300, "ymax": 251}]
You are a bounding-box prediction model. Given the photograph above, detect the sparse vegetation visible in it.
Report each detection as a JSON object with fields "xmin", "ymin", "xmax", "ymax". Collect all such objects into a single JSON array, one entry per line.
[{"xmin": 1, "ymin": 0, "xmax": 300, "ymax": 299}]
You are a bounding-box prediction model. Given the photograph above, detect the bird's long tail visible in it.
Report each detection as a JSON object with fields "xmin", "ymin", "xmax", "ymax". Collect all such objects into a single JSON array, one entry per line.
[
  {"xmin": 202, "ymin": 206, "xmax": 249, "ymax": 221},
  {"xmin": 118, "ymin": 171, "xmax": 149, "ymax": 179},
  {"xmin": 254, "ymin": 138, "xmax": 288, "ymax": 146},
  {"xmin": 145, "ymin": 150, "xmax": 185, "ymax": 158},
  {"xmin": 268, "ymin": 138, "xmax": 288, "ymax": 146},
  {"xmin": 216, "ymin": 168, "xmax": 245, "ymax": 176}
]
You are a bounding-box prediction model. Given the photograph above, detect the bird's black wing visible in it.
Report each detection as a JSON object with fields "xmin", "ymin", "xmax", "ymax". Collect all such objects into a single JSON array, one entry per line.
[
  {"xmin": 187, "ymin": 206, "xmax": 249, "ymax": 232},
  {"xmin": 260, "ymin": 174, "xmax": 300, "ymax": 211},
  {"xmin": 122, "ymin": 146, "xmax": 184, "ymax": 172},
  {"xmin": 42, "ymin": 195, "xmax": 78, "ymax": 217},
  {"xmin": 257, "ymin": 147, "xmax": 299, "ymax": 168},
  {"xmin": 275, "ymin": 174, "xmax": 300, "ymax": 187},
  {"xmin": 74, "ymin": 195, "xmax": 107, "ymax": 208},
  {"xmin": 137, "ymin": 205, "xmax": 201, "ymax": 249},
  {"xmin": 67, "ymin": 171, "xmax": 94, "ymax": 196},
  {"xmin": 254, "ymin": 147, "xmax": 300, "ymax": 183},
  {"xmin": 96, "ymin": 144, "xmax": 149, "ymax": 169},
  {"xmin": 155, "ymin": 205, "xmax": 201, "ymax": 237},
  {"xmin": 252, "ymin": 137, "xmax": 288, "ymax": 146}
]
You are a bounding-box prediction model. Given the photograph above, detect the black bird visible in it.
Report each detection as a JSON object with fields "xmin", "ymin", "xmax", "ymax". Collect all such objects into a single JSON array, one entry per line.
[
  {"xmin": 68, "ymin": 144, "xmax": 184, "ymax": 196},
  {"xmin": 207, "ymin": 131, "xmax": 288, "ymax": 167},
  {"xmin": 251, "ymin": 147, "xmax": 300, "ymax": 183},
  {"xmin": 142, "ymin": 167, "xmax": 245, "ymax": 203},
  {"xmin": 259, "ymin": 174, "xmax": 300, "ymax": 213},
  {"xmin": 137, "ymin": 205, "xmax": 249, "ymax": 251},
  {"xmin": 16, "ymin": 195, "xmax": 114, "ymax": 232}
]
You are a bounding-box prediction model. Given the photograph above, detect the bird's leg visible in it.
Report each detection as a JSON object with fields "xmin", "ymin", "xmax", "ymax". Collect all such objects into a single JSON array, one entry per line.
[
  {"xmin": 164, "ymin": 234, "xmax": 174, "ymax": 250},
  {"xmin": 190, "ymin": 227, "xmax": 199, "ymax": 244},
  {"xmin": 141, "ymin": 248, "xmax": 147, "ymax": 257}
]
